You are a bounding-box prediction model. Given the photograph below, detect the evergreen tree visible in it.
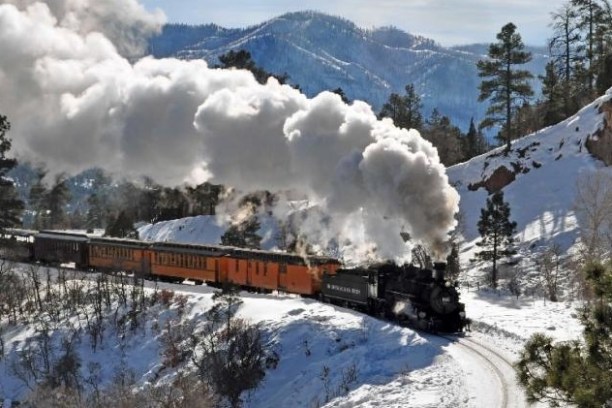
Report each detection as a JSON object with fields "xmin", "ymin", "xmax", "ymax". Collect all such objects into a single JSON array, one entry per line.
[
  {"xmin": 549, "ymin": 4, "xmax": 584, "ymax": 116},
  {"xmin": 69, "ymin": 208, "xmax": 85, "ymax": 230},
  {"xmin": 540, "ymin": 61, "xmax": 567, "ymax": 126},
  {"xmin": 595, "ymin": 52, "xmax": 612, "ymax": 93},
  {"xmin": 331, "ymin": 87, "xmax": 349, "ymax": 103},
  {"xmin": 570, "ymin": 0, "xmax": 610, "ymax": 93},
  {"xmin": 475, "ymin": 191, "xmax": 517, "ymax": 288},
  {"xmin": 516, "ymin": 260, "xmax": 612, "ymax": 407},
  {"xmin": 139, "ymin": 177, "xmax": 162, "ymax": 223},
  {"xmin": 379, "ymin": 84, "xmax": 423, "ymax": 131},
  {"xmin": 220, "ymin": 217, "xmax": 262, "ymax": 249},
  {"xmin": 105, "ymin": 210, "xmax": 137, "ymax": 239},
  {"xmin": 28, "ymin": 170, "xmax": 49, "ymax": 230},
  {"xmin": 477, "ymin": 23, "xmax": 534, "ymax": 151},
  {"xmin": 421, "ymin": 109, "xmax": 463, "ymax": 166},
  {"xmin": 217, "ymin": 49, "xmax": 289, "ymax": 85},
  {"xmin": 0, "ymin": 114, "xmax": 24, "ymax": 231},
  {"xmin": 512, "ymin": 101, "xmax": 543, "ymax": 138},
  {"xmin": 185, "ymin": 182, "xmax": 223, "ymax": 216},
  {"xmin": 463, "ymin": 117, "xmax": 489, "ymax": 159},
  {"xmin": 47, "ymin": 175, "xmax": 71, "ymax": 229},
  {"xmin": 445, "ymin": 242, "xmax": 461, "ymax": 281},
  {"xmin": 86, "ymin": 193, "xmax": 105, "ymax": 231}
]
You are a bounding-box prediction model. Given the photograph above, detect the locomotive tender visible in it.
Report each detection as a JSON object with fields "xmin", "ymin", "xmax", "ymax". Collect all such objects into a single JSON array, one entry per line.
[{"xmin": 1, "ymin": 228, "xmax": 466, "ymax": 332}]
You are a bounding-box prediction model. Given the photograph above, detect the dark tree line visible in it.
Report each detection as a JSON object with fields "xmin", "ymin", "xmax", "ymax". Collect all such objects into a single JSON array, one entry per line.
[
  {"xmin": 21, "ymin": 166, "xmax": 224, "ymax": 239},
  {"xmin": 542, "ymin": 0, "xmax": 612, "ymax": 126},
  {"xmin": 378, "ymin": 84, "xmax": 489, "ymax": 165},
  {"xmin": 216, "ymin": 49, "xmax": 290, "ymax": 85}
]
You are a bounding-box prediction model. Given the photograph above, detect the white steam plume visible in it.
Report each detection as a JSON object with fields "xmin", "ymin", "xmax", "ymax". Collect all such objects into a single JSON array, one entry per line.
[
  {"xmin": 0, "ymin": 1, "xmax": 459, "ymax": 263},
  {"xmin": 3, "ymin": 0, "xmax": 164, "ymax": 56}
]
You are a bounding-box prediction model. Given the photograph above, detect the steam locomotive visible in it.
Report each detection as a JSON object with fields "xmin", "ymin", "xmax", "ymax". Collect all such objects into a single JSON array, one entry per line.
[
  {"xmin": 0, "ymin": 228, "xmax": 466, "ymax": 332},
  {"xmin": 321, "ymin": 262, "xmax": 466, "ymax": 332}
]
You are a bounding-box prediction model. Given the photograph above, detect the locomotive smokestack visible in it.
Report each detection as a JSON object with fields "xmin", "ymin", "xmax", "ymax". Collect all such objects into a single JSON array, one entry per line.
[{"xmin": 433, "ymin": 262, "xmax": 446, "ymax": 281}]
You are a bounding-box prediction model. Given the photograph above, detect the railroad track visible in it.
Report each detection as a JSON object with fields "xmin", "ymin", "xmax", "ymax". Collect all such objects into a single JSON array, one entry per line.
[{"xmin": 438, "ymin": 333, "xmax": 528, "ymax": 408}]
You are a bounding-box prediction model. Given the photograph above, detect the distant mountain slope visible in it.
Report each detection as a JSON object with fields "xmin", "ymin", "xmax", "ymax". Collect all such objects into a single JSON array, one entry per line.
[{"xmin": 148, "ymin": 11, "xmax": 548, "ymax": 131}]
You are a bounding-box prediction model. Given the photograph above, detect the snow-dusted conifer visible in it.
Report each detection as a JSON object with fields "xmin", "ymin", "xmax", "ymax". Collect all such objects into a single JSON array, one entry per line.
[
  {"xmin": 0, "ymin": 114, "xmax": 23, "ymax": 232},
  {"xmin": 477, "ymin": 23, "xmax": 533, "ymax": 151},
  {"xmin": 475, "ymin": 191, "xmax": 517, "ymax": 288}
]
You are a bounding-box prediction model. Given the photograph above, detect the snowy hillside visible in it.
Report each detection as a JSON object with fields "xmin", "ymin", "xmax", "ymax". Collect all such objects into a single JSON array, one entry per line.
[
  {"xmin": 148, "ymin": 11, "xmax": 548, "ymax": 132},
  {"xmin": 0, "ymin": 263, "xmax": 584, "ymax": 407},
  {"xmin": 448, "ymin": 89, "xmax": 612, "ymax": 287}
]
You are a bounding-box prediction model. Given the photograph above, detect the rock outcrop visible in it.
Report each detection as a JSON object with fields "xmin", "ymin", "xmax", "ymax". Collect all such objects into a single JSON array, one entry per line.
[{"xmin": 586, "ymin": 100, "xmax": 612, "ymax": 166}]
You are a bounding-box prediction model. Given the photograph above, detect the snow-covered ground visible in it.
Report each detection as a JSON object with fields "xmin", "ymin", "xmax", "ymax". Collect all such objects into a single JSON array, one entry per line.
[
  {"xmin": 5, "ymin": 91, "xmax": 611, "ymax": 408},
  {"xmin": 0, "ymin": 262, "xmax": 585, "ymax": 407}
]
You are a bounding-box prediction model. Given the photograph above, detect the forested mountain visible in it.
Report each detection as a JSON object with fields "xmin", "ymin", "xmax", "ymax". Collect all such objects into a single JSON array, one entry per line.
[{"xmin": 148, "ymin": 11, "xmax": 548, "ymax": 131}]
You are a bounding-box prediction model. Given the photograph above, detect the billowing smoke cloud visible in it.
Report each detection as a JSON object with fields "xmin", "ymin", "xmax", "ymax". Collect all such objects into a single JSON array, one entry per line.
[
  {"xmin": 3, "ymin": 0, "xmax": 164, "ymax": 56},
  {"xmin": 0, "ymin": 1, "xmax": 459, "ymax": 263}
]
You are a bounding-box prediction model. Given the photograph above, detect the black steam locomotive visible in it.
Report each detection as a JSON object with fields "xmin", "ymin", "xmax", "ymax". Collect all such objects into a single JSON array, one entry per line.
[{"xmin": 321, "ymin": 262, "xmax": 466, "ymax": 332}]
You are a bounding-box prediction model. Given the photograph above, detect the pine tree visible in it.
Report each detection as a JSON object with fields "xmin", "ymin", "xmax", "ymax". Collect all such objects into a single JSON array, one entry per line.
[
  {"xmin": 595, "ymin": 52, "xmax": 612, "ymax": 94},
  {"xmin": 477, "ymin": 23, "xmax": 534, "ymax": 151},
  {"xmin": 217, "ymin": 49, "xmax": 289, "ymax": 85},
  {"xmin": 331, "ymin": 87, "xmax": 349, "ymax": 103},
  {"xmin": 0, "ymin": 115, "xmax": 24, "ymax": 231},
  {"xmin": 540, "ymin": 61, "xmax": 567, "ymax": 126},
  {"xmin": 463, "ymin": 118, "xmax": 489, "ymax": 159},
  {"xmin": 475, "ymin": 191, "xmax": 517, "ymax": 288},
  {"xmin": 86, "ymin": 193, "xmax": 105, "ymax": 231},
  {"xmin": 379, "ymin": 84, "xmax": 423, "ymax": 131},
  {"xmin": 220, "ymin": 217, "xmax": 262, "ymax": 249},
  {"xmin": 421, "ymin": 109, "xmax": 463, "ymax": 166},
  {"xmin": 28, "ymin": 170, "xmax": 49, "ymax": 230},
  {"xmin": 516, "ymin": 260, "xmax": 612, "ymax": 407},
  {"xmin": 105, "ymin": 210, "xmax": 137, "ymax": 239},
  {"xmin": 445, "ymin": 242, "xmax": 461, "ymax": 281},
  {"xmin": 47, "ymin": 175, "xmax": 71, "ymax": 229},
  {"xmin": 570, "ymin": 0, "xmax": 610, "ymax": 93}
]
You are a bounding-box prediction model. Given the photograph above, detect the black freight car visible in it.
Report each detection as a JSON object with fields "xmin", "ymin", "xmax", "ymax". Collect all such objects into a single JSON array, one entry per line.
[{"xmin": 33, "ymin": 231, "xmax": 89, "ymax": 269}]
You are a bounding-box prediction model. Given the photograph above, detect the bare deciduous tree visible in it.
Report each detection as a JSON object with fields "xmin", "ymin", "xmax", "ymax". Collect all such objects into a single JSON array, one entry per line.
[
  {"xmin": 573, "ymin": 170, "xmax": 612, "ymax": 261},
  {"xmin": 537, "ymin": 244, "xmax": 563, "ymax": 302}
]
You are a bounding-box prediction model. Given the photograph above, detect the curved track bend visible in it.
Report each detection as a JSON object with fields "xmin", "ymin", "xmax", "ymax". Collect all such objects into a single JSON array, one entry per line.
[{"xmin": 438, "ymin": 334, "xmax": 528, "ymax": 408}]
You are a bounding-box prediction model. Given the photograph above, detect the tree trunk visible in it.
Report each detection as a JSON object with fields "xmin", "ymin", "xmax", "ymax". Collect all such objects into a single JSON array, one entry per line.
[{"xmin": 506, "ymin": 56, "xmax": 512, "ymax": 151}]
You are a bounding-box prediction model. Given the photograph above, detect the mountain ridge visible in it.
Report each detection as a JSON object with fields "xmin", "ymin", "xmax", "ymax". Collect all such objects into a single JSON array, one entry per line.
[{"xmin": 148, "ymin": 11, "xmax": 548, "ymax": 132}]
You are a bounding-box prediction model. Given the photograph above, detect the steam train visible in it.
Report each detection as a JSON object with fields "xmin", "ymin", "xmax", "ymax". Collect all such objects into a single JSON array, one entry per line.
[
  {"xmin": 322, "ymin": 262, "xmax": 466, "ymax": 332},
  {"xmin": 0, "ymin": 229, "xmax": 466, "ymax": 332}
]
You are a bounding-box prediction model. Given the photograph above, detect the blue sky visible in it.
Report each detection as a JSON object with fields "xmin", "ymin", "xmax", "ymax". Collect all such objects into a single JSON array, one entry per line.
[{"xmin": 140, "ymin": 0, "xmax": 567, "ymax": 46}]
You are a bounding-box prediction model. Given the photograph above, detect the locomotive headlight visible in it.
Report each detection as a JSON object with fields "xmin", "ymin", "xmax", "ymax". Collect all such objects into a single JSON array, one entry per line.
[
  {"xmin": 418, "ymin": 312, "xmax": 426, "ymax": 319},
  {"xmin": 445, "ymin": 281, "xmax": 451, "ymax": 287},
  {"xmin": 459, "ymin": 311, "xmax": 466, "ymax": 318}
]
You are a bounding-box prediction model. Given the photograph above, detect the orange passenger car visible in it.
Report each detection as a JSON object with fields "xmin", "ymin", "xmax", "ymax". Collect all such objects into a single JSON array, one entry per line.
[
  {"xmin": 149, "ymin": 242, "xmax": 230, "ymax": 283},
  {"xmin": 88, "ymin": 237, "xmax": 150, "ymax": 274},
  {"xmin": 225, "ymin": 248, "xmax": 341, "ymax": 295}
]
